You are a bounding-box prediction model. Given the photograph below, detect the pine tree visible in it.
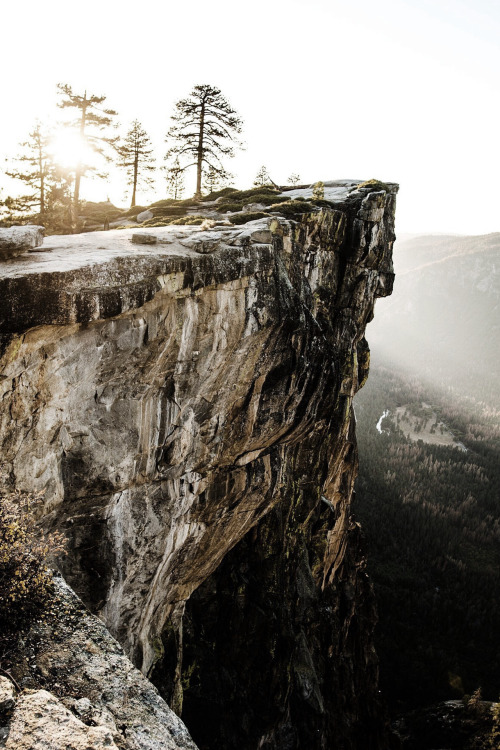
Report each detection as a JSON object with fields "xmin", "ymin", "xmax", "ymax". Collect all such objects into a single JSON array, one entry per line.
[
  {"xmin": 287, "ymin": 173, "xmax": 301, "ymax": 186},
  {"xmin": 203, "ymin": 165, "xmax": 232, "ymax": 196},
  {"xmin": 165, "ymin": 84, "xmax": 243, "ymax": 198},
  {"xmin": 253, "ymin": 166, "xmax": 270, "ymax": 187},
  {"xmin": 44, "ymin": 164, "xmax": 74, "ymax": 234},
  {"xmin": 5, "ymin": 121, "xmax": 52, "ymax": 219},
  {"xmin": 164, "ymin": 157, "xmax": 185, "ymax": 200},
  {"xmin": 56, "ymin": 83, "xmax": 118, "ymax": 213},
  {"xmin": 117, "ymin": 120, "xmax": 155, "ymax": 208}
]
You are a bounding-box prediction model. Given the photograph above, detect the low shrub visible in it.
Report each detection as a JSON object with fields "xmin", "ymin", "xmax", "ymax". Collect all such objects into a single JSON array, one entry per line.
[
  {"xmin": 356, "ymin": 178, "xmax": 392, "ymax": 192},
  {"xmin": 118, "ymin": 205, "xmax": 149, "ymax": 219},
  {"xmin": 141, "ymin": 218, "xmax": 176, "ymax": 227},
  {"xmin": 222, "ymin": 186, "xmax": 279, "ymax": 203},
  {"xmin": 228, "ymin": 212, "xmax": 269, "ymax": 225},
  {"xmin": 152, "ymin": 206, "xmax": 187, "ymax": 218},
  {"xmin": 79, "ymin": 202, "xmax": 122, "ymax": 224},
  {"xmin": 201, "ymin": 187, "xmax": 238, "ymax": 202},
  {"xmin": 311, "ymin": 181, "xmax": 325, "ymax": 200},
  {"xmin": 217, "ymin": 202, "xmax": 244, "ymax": 213},
  {"xmin": 310, "ymin": 199, "xmax": 338, "ymax": 208},
  {"xmin": 268, "ymin": 201, "xmax": 314, "ymax": 218},
  {"xmin": 0, "ymin": 481, "xmax": 65, "ymax": 631},
  {"xmin": 140, "ymin": 215, "xmax": 208, "ymax": 228},
  {"xmin": 169, "ymin": 215, "xmax": 207, "ymax": 225},
  {"xmin": 218, "ymin": 195, "xmax": 290, "ymax": 213},
  {"xmin": 241, "ymin": 194, "xmax": 289, "ymax": 206},
  {"xmin": 149, "ymin": 198, "xmax": 180, "ymax": 208}
]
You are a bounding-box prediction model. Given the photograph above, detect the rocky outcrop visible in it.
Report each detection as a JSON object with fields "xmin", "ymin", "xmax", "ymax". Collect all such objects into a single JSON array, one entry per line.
[
  {"xmin": 0, "ymin": 181, "xmax": 397, "ymax": 749},
  {"xmin": 0, "ymin": 225, "xmax": 44, "ymax": 260},
  {"xmin": 0, "ymin": 577, "xmax": 197, "ymax": 750},
  {"xmin": 3, "ymin": 690, "xmax": 119, "ymax": 750}
]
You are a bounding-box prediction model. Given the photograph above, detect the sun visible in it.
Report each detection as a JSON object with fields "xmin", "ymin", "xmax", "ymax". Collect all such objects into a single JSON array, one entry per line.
[{"xmin": 49, "ymin": 130, "xmax": 95, "ymax": 169}]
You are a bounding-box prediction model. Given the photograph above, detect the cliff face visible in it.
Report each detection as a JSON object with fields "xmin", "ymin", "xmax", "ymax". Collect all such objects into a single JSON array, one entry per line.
[{"xmin": 0, "ymin": 181, "xmax": 397, "ymax": 749}]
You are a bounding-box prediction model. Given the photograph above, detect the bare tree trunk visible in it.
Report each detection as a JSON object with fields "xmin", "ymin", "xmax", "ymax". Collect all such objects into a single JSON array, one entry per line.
[
  {"xmin": 195, "ymin": 101, "xmax": 205, "ymax": 199},
  {"xmin": 38, "ymin": 146, "xmax": 45, "ymax": 218},
  {"xmin": 72, "ymin": 94, "xmax": 87, "ymax": 231},
  {"xmin": 131, "ymin": 153, "xmax": 138, "ymax": 208}
]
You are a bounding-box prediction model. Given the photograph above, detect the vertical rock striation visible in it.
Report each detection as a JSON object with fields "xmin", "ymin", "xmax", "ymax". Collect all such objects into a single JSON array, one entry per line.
[{"xmin": 0, "ymin": 181, "xmax": 397, "ymax": 749}]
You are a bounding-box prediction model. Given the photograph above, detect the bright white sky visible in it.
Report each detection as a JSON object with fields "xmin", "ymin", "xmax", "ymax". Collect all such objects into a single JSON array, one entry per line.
[{"xmin": 1, "ymin": 0, "xmax": 499, "ymax": 234}]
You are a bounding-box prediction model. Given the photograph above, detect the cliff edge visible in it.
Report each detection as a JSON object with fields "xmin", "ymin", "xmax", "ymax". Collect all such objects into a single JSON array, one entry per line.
[{"xmin": 0, "ymin": 180, "xmax": 397, "ymax": 749}]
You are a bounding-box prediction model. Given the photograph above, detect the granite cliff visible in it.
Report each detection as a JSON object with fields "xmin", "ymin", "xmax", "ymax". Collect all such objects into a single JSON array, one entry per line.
[{"xmin": 0, "ymin": 180, "xmax": 397, "ymax": 749}]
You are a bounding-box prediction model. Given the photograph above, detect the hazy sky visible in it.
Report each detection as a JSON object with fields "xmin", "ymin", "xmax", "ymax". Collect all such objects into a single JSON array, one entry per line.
[{"xmin": 1, "ymin": 0, "xmax": 499, "ymax": 235}]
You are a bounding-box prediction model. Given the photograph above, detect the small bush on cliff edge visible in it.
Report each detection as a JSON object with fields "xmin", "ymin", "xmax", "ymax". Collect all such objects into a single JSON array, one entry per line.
[
  {"xmin": 0, "ymin": 480, "xmax": 65, "ymax": 631},
  {"xmin": 356, "ymin": 178, "xmax": 392, "ymax": 192}
]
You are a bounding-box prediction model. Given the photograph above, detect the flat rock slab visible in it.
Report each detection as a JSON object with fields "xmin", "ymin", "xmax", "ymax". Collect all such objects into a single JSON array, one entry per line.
[
  {"xmin": 0, "ymin": 226, "xmax": 44, "ymax": 260},
  {"xmin": 0, "ymin": 223, "xmax": 282, "ymax": 332}
]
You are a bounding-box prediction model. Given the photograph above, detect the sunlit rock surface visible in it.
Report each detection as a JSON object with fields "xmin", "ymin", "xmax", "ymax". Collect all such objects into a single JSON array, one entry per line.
[
  {"xmin": 0, "ymin": 225, "xmax": 44, "ymax": 260},
  {"xmin": 0, "ymin": 578, "xmax": 197, "ymax": 750},
  {"xmin": 0, "ymin": 181, "xmax": 397, "ymax": 749}
]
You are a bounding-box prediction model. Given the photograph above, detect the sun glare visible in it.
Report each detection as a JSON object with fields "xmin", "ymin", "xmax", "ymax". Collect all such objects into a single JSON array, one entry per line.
[{"xmin": 49, "ymin": 130, "xmax": 95, "ymax": 169}]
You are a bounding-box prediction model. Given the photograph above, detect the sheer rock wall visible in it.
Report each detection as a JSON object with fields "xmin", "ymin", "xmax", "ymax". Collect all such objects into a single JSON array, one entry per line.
[{"xmin": 0, "ymin": 182, "xmax": 397, "ymax": 749}]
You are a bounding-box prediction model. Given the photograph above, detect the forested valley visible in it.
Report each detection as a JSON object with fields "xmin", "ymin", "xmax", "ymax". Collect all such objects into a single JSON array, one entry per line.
[{"xmin": 354, "ymin": 356, "xmax": 500, "ymax": 714}]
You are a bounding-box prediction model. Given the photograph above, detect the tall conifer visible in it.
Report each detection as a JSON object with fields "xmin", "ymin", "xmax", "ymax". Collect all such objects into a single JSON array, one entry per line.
[
  {"xmin": 165, "ymin": 85, "xmax": 242, "ymax": 198},
  {"xmin": 56, "ymin": 83, "xmax": 118, "ymax": 217},
  {"xmin": 117, "ymin": 120, "xmax": 155, "ymax": 208}
]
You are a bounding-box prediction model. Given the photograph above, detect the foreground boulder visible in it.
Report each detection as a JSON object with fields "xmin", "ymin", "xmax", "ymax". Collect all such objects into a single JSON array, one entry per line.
[
  {"xmin": 0, "ymin": 225, "xmax": 44, "ymax": 260},
  {"xmin": 0, "ymin": 577, "xmax": 197, "ymax": 750}
]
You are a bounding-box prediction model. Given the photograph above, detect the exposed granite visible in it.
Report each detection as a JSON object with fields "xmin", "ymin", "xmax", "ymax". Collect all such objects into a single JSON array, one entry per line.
[
  {"xmin": 0, "ymin": 225, "xmax": 44, "ymax": 261},
  {"xmin": 0, "ymin": 577, "xmax": 197, "ymax": 750},
  {"xmin": 0, "ymin": 181, "xmax": 398, "ymax": 749}
]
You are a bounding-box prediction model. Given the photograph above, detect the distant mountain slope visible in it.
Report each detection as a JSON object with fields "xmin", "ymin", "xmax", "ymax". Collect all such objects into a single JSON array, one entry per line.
[{"xmin": 368, "ymin": 233, "xmax": 500, "ymax": 403}]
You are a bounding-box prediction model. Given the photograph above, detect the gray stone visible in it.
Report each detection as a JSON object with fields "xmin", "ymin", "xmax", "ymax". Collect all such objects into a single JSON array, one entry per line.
[
  {"xmin": 0, "ymin": 676, "xmax": 15, "ymax": 713},
  {"xmin": 249, "ymin": 228, "xmax": 272, "ymax": 244},
  {"xmin": 0, "ymin": 225, "xmax": 44, "ymax": 260},
  {"xmin": 131, "ymin": 233, "xmax": 158, "ymax": 245},
  {"xmin": 358, "ymin": 191, "xmax": 387, "ymax": 222},
  {"xmin": 136, "ymin": 210, "xmax": 154, "ymax": 223},
  {"xmin": 73, "ymin": 697, "xmax": 92, "ymax": 716},
  {"xmin": 179, "ymin": 230, "xmax": 226, "ymax": 254},
  {"xmin": 4, "ymin": 689, "xmax": 119, "ymax": 749},
  {"xmin": 242, "ymin": 202, "xmax": 267, "ymax": 212}
]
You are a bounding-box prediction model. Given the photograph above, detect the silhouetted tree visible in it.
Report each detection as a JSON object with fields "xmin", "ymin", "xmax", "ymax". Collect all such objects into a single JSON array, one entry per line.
[
  {"xmin": 5, "ymin": 121, "xmax": 52, "ymax": 219},
  {"xmin": 287, "ymin": 173, "xmax": 301, "ymax": 186},
  {"xmin": 44, "ymin": 164, "xmax": 74, "ymax": 233},
  {"xmin": 203, "ymin": 165, "xmax": 232, "ymax": 195},
  {"xmin": 117, "ymin": 120, "xmax": 155, "ymax": 208},
  {"xmin": 164, "ymin": 157, "xmax": 185, "ymax": 200},
  {"xmin": 165, "ymin": 84, "xmax": 243, "ymax": 198},
  {"xmin": 253, "ymin": 166, "xmax": 271, "ymax": 187},
  {"xmin": 57, "ymin": 83, "xmax": 118, "ymax": 217}
]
